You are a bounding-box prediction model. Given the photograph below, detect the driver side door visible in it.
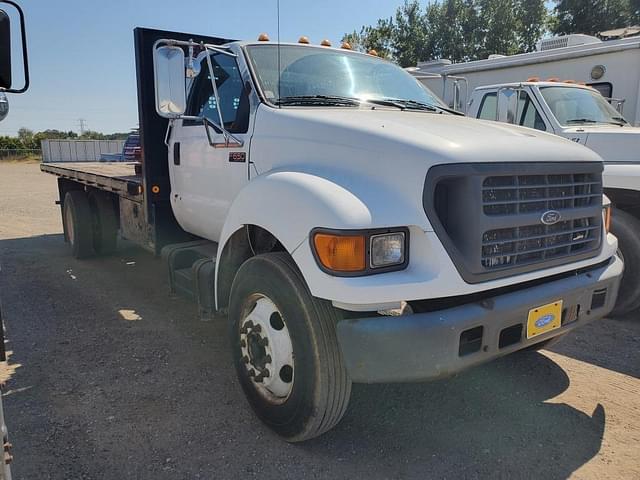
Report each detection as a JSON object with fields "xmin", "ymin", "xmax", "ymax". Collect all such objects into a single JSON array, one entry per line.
[{"xmin": 169, "ymin": 51, "xmax": 252, "ymax": 242}]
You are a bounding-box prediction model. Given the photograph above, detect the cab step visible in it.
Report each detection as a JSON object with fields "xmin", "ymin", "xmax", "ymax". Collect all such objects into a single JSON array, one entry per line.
[{"xmin": 161, "ymin": 240, "xmax": 219, "ymax": 321}]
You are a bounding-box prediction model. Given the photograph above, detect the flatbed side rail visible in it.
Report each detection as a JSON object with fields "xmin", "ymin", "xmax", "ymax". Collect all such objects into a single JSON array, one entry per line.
[{"xmin": 40, "ymin": 162, "xmax": 143, "ymax": 201}]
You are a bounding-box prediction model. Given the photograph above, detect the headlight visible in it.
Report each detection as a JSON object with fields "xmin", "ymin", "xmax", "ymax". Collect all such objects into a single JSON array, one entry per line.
[
  {"xmin": 602, "ymin": 195, "xmax": 612, "ymax": 233},
  {"xmin": 370, "ymin": 232, "xmax": 405, "ymax": 268},
  {"xmin": 311, "ymin": 228, "xmax": 409, "ymax": 276}
]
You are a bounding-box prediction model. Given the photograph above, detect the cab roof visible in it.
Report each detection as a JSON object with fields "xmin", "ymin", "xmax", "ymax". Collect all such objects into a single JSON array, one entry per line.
[{"xmin": 474, "ymin": 81, "xmax": 595, "ymax": 91}]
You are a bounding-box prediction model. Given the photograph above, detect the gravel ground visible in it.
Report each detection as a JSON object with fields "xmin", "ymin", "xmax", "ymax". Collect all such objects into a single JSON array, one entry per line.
[{"xmin": 0, "ymin": 161, "xmax": 639, "ymax": 480}]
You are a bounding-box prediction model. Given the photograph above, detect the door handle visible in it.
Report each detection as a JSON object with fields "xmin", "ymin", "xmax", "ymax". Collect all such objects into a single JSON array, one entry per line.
[{"xmin": 173, "ymin": 142, "xmax": 181, "ymax": 165}]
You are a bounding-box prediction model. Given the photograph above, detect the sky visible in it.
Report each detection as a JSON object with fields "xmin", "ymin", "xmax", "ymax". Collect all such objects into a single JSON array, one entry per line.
[{"xmin": 0, "ymin": 0, "xmax": 406, "ymax": 136}]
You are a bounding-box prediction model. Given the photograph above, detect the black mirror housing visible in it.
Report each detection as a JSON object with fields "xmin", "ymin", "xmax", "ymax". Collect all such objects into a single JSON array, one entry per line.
[{"xmin": 0, "ymin": 9, "xmax": 11, "ymax": 90}]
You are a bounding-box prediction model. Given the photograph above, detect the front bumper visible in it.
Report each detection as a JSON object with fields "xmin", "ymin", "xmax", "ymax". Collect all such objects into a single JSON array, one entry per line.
[{"xmin": 336, "ymin": 255, "xmax": 623, "ymax": 383}]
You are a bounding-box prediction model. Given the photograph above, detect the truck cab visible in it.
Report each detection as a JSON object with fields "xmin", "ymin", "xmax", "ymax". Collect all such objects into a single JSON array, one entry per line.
[{"xmin": 468, "ymin": 81, "xmax": 640, "ymax": 315}]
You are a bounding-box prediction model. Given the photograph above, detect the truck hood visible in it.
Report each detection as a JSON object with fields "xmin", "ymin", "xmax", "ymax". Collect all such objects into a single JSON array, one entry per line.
[
  {"xmin": 250, "ymin": 106, "xmax": 603, "ymax": 231},
  {"xmin": 577, "ymin": 126, "xmax": 640, "ymax": 163},
  {"xmin": 254, "ymin": 106, "xmax": 602, "ymax": 166}
]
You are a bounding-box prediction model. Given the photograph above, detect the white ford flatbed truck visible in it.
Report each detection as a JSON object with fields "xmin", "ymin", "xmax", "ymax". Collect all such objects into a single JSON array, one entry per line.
[{"xmin": 41, "ymin": 28, "xmax": 623, "ymax": 442}]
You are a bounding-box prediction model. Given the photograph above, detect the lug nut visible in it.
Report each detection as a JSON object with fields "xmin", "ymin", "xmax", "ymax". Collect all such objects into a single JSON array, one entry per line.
[
  {"xmin": 242, "ymin": 355, "xmax": 250, "ymax": 364},
  {"xmin": 264, "ymin": 355, "xmax": 272, "ymax": 364},
  {"xmin": 252, "ymin": 324, "xmax": 262, "ymax": 333},
  {"xmin": 248, "ymin": 368, "xmax": 256, "ymax": 377},
  {"xmin": 259, "ymin": 338, "xmax": 269, "ymax": 347},
  {"xmin": 240, "ymin": 339, "xmax": 246, "ymax": 348}
]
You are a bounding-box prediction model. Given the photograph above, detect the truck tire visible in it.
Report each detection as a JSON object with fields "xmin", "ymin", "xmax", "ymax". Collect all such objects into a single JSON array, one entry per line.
[
  {"xmin": 610, "ymin": 208, "xmax": 640, "ymax": 316},
  {"xmin": 229, "ymin": 252, "xmax": 351, "ymax": 442},
  {"xmin": 89, "ymin": 191, "xmax": 118, "ymax": 256},
  {"xmin": 63, "ymin": 191, "xmax": 95, "ymax": 259}
]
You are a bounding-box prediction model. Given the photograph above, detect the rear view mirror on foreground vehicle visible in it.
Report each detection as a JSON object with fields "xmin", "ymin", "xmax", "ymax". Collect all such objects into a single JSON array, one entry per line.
[
  {"xmin": 153, "ymin": 45, "xmax": 187, "ymax": 118},
  {"xmin": 0, "ymin": 1, "xmax": 29, "ymax": 93}
]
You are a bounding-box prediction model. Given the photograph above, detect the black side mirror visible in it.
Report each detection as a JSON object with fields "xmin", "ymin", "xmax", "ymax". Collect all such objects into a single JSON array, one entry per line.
[
  {"xmin": 0, "ymin": 9, "xmax": 10, "ymax": 89},
  {"xmin": 0, "ymin": 1, "xmax": 28, "ymax": 94}
]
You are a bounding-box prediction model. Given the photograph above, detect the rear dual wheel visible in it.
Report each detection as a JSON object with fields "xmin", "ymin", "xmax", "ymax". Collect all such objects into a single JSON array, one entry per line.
[
  {"xmin": 229, "ymin": 252, "xmax": 352, "ymax": 442},
  {"xmin": 63, "ymin": 190, "xmax": 118, "ymax": 259},
  {"xmin": 63, "ymin": 191, "xmax": 95, "ymax": 259}
]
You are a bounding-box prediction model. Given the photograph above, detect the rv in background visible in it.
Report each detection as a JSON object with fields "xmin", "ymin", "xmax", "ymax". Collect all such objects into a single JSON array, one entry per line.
[
  {"xmin": 411, "ymin": 33, "xmax": 640, "ymax": 126},
  {"xmin": 408, "ymin": 34, "xmax": 640, "ymax": 316}
]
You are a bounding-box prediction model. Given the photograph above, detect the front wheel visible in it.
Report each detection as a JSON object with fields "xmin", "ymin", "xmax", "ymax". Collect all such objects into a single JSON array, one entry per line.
[{"xmin": 229, "ymin": 252, "xmax": 351, "ymax": 442}]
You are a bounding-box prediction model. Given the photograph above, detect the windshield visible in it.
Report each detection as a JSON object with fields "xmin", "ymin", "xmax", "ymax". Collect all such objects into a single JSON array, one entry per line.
[
  {"xmin": 539, "ymin": 86, "xmax": 627, "ymax": 126},
  {"xmin": 245, "ymin": 44, "xmax": 444, "ymax": 108}
]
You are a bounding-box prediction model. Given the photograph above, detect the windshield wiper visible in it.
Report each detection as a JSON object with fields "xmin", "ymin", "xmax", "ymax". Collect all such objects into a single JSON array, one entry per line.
[
  {"xmin": 566, "ymin": 118, "xmax": 599, "ymax": 124},
  {"xmin": 275, "ymin": 95, "xmax": 360, "ymax": 107},
  {"xmin": 380, "ymin": 98, "xmax": 465, "ymax": 116},
  {"xmin": 610, "ymin": 116, "xmax": 628, "ymax": 126},
  {"xmin": 567, "ymin": 118, "xmax": 627, "ymax": 126}
]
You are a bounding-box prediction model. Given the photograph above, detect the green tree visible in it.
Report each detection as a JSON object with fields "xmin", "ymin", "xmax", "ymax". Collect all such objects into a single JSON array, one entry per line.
[
  {"xmin": 342, "ymin": 18, "xmax": 394, "ymax": 58},
  {"xmin": 478, "ymin": 0, "xmax": 520, "ymax": 57},
  {"xmin": 516, "ymin": 0, "xmax": 548, "ymax": 52},
  {"xmin": 552, "ymin": 0, "xmax": 633, "ymax": 35},
  {"xmin": 17, "ymin": 127, "xmax": 34, "ymax": 143},
  {"xmin": 392, "ymin": 0, "xmax": 429, "ymax": 67}
]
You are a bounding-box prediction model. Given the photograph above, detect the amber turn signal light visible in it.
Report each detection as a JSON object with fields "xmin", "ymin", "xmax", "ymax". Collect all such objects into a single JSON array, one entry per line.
[{"xmin": 313, "ymin": 233, "xmax": 366, "ymax": 272}]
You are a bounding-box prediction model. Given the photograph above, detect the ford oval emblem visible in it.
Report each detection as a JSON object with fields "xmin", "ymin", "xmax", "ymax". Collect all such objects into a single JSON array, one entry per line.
[
  {"xmin": 541, "ymin": 210, "xmax": 561, "ymax": 225},
  {"xmin": 535, "ymin": 314, "xmax": 555, "ymax": 328}
]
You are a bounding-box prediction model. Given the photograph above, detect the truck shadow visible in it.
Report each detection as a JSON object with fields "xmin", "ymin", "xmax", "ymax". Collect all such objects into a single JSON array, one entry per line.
[
  {"xmin": 546, "ymin": 313, "xmax": 640, "ymax": 379},
  {"xmin": 305, "ymin": 354, "xmax": 605, "ymax": 479}
]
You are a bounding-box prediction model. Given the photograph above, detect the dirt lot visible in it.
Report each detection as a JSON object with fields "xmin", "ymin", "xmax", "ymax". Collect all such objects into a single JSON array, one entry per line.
[{"xmin": 0, "ymin": 161, "xmax": 639, "ymax": 479}]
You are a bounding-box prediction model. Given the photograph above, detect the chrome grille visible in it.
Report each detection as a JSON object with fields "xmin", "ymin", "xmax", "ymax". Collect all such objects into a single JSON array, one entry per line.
[
  {"xmin": 483, "ymin": 173, "xmax": 601, "ymax": 216},
  {"xmin": 481, "ymin": 217, "xmax": 601, "ymax": 268}
]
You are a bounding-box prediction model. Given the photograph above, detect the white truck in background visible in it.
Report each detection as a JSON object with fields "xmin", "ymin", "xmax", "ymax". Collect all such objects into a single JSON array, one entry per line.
[
  {"xmin": 41, "ymin": 28, "xmax": 622, "ymax": 442},
  {"xmin": 411, "ymin": 34, "xmax": 640, "ymax": 316}
]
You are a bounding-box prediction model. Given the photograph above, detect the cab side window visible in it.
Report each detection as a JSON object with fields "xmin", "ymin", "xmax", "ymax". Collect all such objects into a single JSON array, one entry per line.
[
  {"xmin": 186, "ymin": 53, "xmax": 250, "ymax": 133},
  {"xmin": 477, "ymin": 92, "xmax": 497, "ymax": 120},
  {"xmin": 518, "ymin": 91, "xmax": 546, "ymax": 131}
]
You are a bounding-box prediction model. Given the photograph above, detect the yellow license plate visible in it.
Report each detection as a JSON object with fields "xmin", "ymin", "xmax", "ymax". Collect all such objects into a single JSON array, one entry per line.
[{"xmin": 526, "ymin": 300, "xmax": 563, "ymax": 339}]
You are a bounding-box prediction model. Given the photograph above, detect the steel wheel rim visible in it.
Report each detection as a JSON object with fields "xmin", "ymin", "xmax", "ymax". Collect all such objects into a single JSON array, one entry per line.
[{"xmin": 239, "ymin": 294, "xmax": 295, "ymax": 404}]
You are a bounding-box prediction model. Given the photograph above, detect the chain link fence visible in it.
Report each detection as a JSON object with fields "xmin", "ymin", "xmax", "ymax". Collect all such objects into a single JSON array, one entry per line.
[{"xmin": 0, "ymin": 149, "xmax": 42, "ymax": 161}]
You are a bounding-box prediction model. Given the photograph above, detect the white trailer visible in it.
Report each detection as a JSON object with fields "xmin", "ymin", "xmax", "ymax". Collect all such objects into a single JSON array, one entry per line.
[{"xmin": 411, "ymin": 34, "xmax": 640, "ymax": 126}]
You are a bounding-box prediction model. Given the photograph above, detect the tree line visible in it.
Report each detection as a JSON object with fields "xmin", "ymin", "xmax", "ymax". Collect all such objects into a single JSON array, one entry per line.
[
  {"xmin": 342, "ymin": 0, "xmax": 640, "ymax": 67},
  {"xmin": 0, "ymin": 128, "xmax": 131, "ymax": 150}
]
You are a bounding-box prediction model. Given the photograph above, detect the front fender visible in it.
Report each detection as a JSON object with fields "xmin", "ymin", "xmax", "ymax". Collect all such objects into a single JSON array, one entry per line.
[{"xmin": 215, "ymin": 170, "xmax": 430, "ymax": 303}]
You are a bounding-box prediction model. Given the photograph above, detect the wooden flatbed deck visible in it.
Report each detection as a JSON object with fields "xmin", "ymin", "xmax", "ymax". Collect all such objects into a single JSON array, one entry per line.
[{"xmin": 41, "ymin": 162, "xmax": 143, "ymax": 199}]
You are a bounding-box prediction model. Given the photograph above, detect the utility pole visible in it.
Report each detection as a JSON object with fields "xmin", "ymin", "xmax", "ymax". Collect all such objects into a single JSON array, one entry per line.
[{"xmin": 77, "ymin": 118, "xmax": 87, "ymax": 135}]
